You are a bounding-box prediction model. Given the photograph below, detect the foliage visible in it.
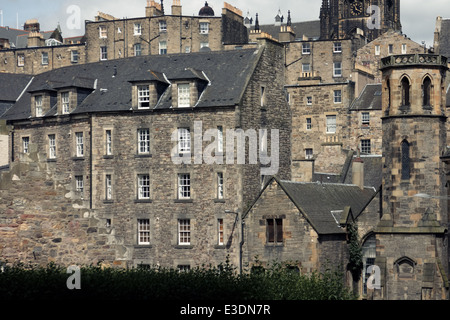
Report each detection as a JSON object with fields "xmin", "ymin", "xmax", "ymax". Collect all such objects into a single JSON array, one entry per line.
[
  {"xmin": 0, "ymin": 259, "xmax": 357, "ymax": 301},
  {"xmin": 347, "ymin": 222, "xmax": 363, "ymax": 280}
]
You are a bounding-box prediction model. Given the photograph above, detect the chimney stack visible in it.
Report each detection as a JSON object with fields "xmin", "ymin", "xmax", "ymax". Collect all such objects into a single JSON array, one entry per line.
[
  {"xmin": 172, "ymin": 0, "xmax": 182, "ymax": 16},
  {"xmin": 352, "ymin": 150, "xmax": 364, "ymax": 189}
]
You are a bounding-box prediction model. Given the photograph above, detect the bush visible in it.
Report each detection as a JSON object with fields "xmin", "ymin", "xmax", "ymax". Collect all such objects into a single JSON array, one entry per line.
[{"xmin": 0, "ymin": 260, "xmax": 357, "ymax": 301}]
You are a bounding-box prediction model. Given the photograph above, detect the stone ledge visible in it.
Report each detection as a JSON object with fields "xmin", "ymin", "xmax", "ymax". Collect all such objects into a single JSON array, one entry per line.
[{"xmin": 375, "ymin": 226, "xmax": 447, "ymax": 234}]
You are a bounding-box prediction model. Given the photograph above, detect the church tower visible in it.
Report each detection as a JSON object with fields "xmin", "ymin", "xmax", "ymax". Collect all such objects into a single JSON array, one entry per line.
[
  {"xmin": 374, "ymin": 54, "xmax": 449, "ymax": 300},
  {"xmin": 320, "ymin": 0, "xmax": 401, "ymax": 41}
]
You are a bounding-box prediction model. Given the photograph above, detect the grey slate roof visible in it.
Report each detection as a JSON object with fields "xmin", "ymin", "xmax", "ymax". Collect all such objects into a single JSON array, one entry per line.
[
  {"xmin": 350, "ymin": 84, "xmax": 382, "ymax": 110},
  {"xmin": 1, "ymin": 48, "xmax": 262, "ymax": 121},
  {"xmin": 276, "ymin": 179, "xmax": 377, "ymax": 235},
  {"xmin": 439, "ymin": 19, "xmax": 450, "ymax": 59},
  {"xmin": 0, "ymin": 26, "xmax": 29, "ymax": 48},
  {"xmin": 258, "ymin": 20, "xmax": 321, "ymax": 41},
  {"xmin": 0, "ymin": 73, "xmax": 33, "ymax": 117}
]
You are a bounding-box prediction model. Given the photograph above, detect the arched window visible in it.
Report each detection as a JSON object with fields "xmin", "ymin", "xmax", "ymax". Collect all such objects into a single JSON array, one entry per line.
[
  {"xmin": 401, "ymin": 140, "xmax": 410, "ymax": 180},
  {"xmin": 362, "ymin": 234, "xmax": 376, "ymax": 295},
  {"xmin": 401, "ymin": 77, "xmax": 411, "ymax": 107},
  {"xmin": 422, "ymin": 76, "xmax": 432, "ymax": 107}
]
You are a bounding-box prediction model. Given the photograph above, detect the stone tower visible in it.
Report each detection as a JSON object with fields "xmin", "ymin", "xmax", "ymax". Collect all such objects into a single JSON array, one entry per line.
[
  {"xmin": 320, "ymin": 0, "xmax": 401, "ymax": 41},
  {"xmin": 375, "ymin": 54, "xmax": 449, "ymax": 300}
]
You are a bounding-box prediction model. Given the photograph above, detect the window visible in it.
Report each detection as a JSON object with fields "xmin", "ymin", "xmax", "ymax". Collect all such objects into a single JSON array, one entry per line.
[
  {"xmin": 326, "ymin": 115, "xmax": 337, "ymax": 133},
  {"xmin": 217, "ymin": 172, "xmax": 224, "ymax": 199},
  {"xmin": 402, "ymin": 44, "xmax": 407, "ymax": 54},
  {"xmin": 134, "ymin": 23, "xmax": 142, "ymax": 35},
  {"xmin": 260, "ymin": 86, "xmax": 266, "ymax": 107},
  {"xmin": 138, "ymin": 219, "xmax": 150, "ymax": 245},
  {"xmin": 178, "ymin": 219, "xmax": 191, "ymax": 245},
  {"xmin": 334, "ymin": 90, "xmax": 342, "ymax": 103},
  {"xmin": 305, "ymin": 148, "xmax": 313, "ymax": 160},
  {"xmin": 22, "ymin": 137, "xmax": 30, "ymax": 154},
  {"xmin": 199, "ymin": 22, "xmax": 209, "ymax": 34},
  {"xmin": 362, "ymin": 235, "xmax": 376, "ymax": 295},
  {"xmin": 35, "ymin": 95, "xmax": 43, "ymax": 117},
  {"xmin": 401, "ymin": 77, "xmax": 411, "ymax": 107},
  {"xmin": 138, "ymin": 174, "xmax": 150, "ymax": 200},
  {"xmin": 100, "ymin": 46, "xmax": 108, "ymax": 61},
  {"xmin": 388, "ymin": 44, "xmax": 394, "ymax": 54},
  {"xmin": 302, "ymin": 43, "xmax": 311, "ymax": 54},
  {"xmin": 362, "ymin": 112, "xmax": 370, "ymax": 125},
  {"xmin": 138, "ymin": 128, "xmax": 150, "ymax": 154},
  {"xmin": 159, "ymin": 20, "xmax": 167, "ymax": 32},
  {"xmin": 333, "ymin": 62, "xmax": 342, "ymax": 77},
  {"xmin": 375, "ymin": 45, "xmax": 380, "ymax": 56},
  {"xmin": 75, "ymin": 132, "xmax": 84, "ymax": 157},
  {"xmin": 48, "ymin": 134, "xmax": 56, "ymax": 159},
  {"xmin": 75, "ymin": 176, "xmax": 84, "ymax": 194},
  {"xmin": 423, "ymin": 76, "xmax": 432, "ymax": 107},
  {"xmin": 134, "ymin": 43, "xmax": 142, "ymax": 56},
  {"xmin": 106, "ymin": 130, "xmax": 113, "ymax": 155},
  {"xmin": 178, "ymin": 173, "xmax": 191, "ymax": 199},
  {"xmin": 267, "ymin": 218, "xmax": 283, "ymax": 244},
  {"xmin": 159, "ymin": 41, "xmax": 167, "ymax": 55},
  {"xmin": 41, "ymin": 52, "xmax": 49, "ymax": 65},
  {"xmin": 333, "ymin": 42, "xmax": 342, "ymax": 53},
  {"xmin": 217, "ymin": 126, "xmax": 223, "ymax": 153},
  {"xmin": 178, "ymin": 84, "xmax": 190, "ymax": 107},
  {"xmin": 361, "ymin": 139, "xmax": 371, "ymax": 154},
  {"xmin": 17, "ymin": 54, "xmax": 25, "ymax": 67},
  {"xmin": 71, "ymin": 50, "xmax": 79, "ymax": 63},
  {"xmin": 200, "ymin": 42, "xmax": 209, "ymax": 49},
  {"xmin": 401, "ymin": 140, "xmax": 410, "ymax": 180},
  {"xmin": 218, "ymin": 219, "xmax": 224, "ymax": 245},
  {"xmin": 302, "ymin": 63, "xmax": 311, "ymax": 73},
  {"xmin": 306, "ymin": 118, "xmax": 312, "ymax": 130},
  {"xmin": 138, "ymin": 85, "xmax": 150, "ymax": 109},
  {"xmin": 61, "ymin": 92, "xmax": 70, "ymax": 114},
  {"xmin": 306, "ymin": 96, "xmax": 313, "ymax": 105},
  {"xmin": 178, "ymin": 128, "xmax": 191, "ymax": 154},
  {"xmin": 106, "ymin": 174, "xmax": 113, "ymax": 200},
  {"xmin": 99, "ymin": 26, "xmax": 107, "ymax": 38}
]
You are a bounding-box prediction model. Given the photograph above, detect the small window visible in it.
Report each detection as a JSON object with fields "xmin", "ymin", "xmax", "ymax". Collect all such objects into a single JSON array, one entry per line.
[
  {"xmin": 302, "ymin": 63, "xmax": 311, "ymax": 73},
  {"xmin": 361, "ymin": 139, "xmax": 371, "ymax": 154},
  {"xmin": 105, "ymin": 130, "xmax": 113, "ymax": 155},
  {"xmin": 375, "ymin": 45, "xmax": 380, "ymax": 56},
  {"xmin": 138, "ymin": 219, "xmax": 150, "ymax": 245},
  {"xmin": 362, "ymin": 112, "xmax": 370, "ymax": 125},
  {"xmin": 200, "ymin": 42, "xmax": 209, "ymax": 49},
  {"xmin": 138, "ymin": 85, "xmax": 150, "ymax": 109},
  {"xmin": 138, "ymin": 174, "xmax": 150, "ymax": 200},
  {"xmin": 159, "ymin": 41, "xmax": 167, "ymax": 55},
  {"xmin": 17, "ymin": 54, "xmax": 25, "ymax": 67},
  {"xmin": 100, "ymin": 46, "xmax": 108, "ymax": 61},
  {"xmin": 178, "ymin": 219, "xmax": 191, "ymax": 245},
  {"xmin": 305, "ymin": 148, "xmax": 313, "ymax": 160},
  {"xmin": 22, "ymin": 137, "xmax": 30, "ymax": 154},
  {"xmin": 267, "ymin": 218, "xmax": 283, "ymax": 244},
  {"xmin": 423, "ymin": 77, "xmax": 432, "ymax": 107},
  {"xmin": 41, "ymin": 52, "xmax": 49, "ymax": 65},
  {"xmin": 35, "ymin": 95, "xmax": 43, "ymax": 117},
  {"xmin": 334, "ymin": 90, "xmax": 342, "ymax": 103},
  {"xmin": 402, "ymin": 44, "xmax": 407, "ymax": 54},
  {"xmin": 75, "ymin": 132, "xmax": 84, "ymax": 157},
  {"xmin": 134, "ymin": 23, "xmax": 142, "ymax": 35},
  {"xmin": 178, "ymin": 173, "xmax": 191, "ymax": 199},
  {"xmin": 326, "ymin": 115, "xmax": 337, "ymax": 133},
  {"xmin": 99, "ymin": 26, "xmax": 107, "ymax": 38},
  {"xmin": 138, "ymin": 128, "xmax": 150, "ymax": 154},
  {"xmin": 75, "ymin": 176, "xmax": 84, "ymax": 195},
  {"xmin": 134, "ymin": 43, "xmax": 142, "ymax": 56},
  {"xmin": 71, "ymin": 50, "xmax": 79, "ymax": 63},
  {"xmin": 388, "ymin": 44, "xmax": 394, "ymax": 54},
  {"xmin": 401, "ymin": 77, "xmax": 411, "ymax": 107},
  {"xmin": 217, "ymin": 172, "xmax": 224, "ymax": 199},
  {"xmin": 306, "ymin": 118, "xmax": 312, "ymax": 130},
  {"xmin": 218, "ymin": 218, "xmax": 224, "ymax": 245},
  {"xmin": 48, "ymin": 134, "xmax": 56, "ymax": 159},
  {"xmin": 260, "ymin": 86, "xmax": 266, "ymax": 107},
  {"xmin": 178, "ymin": 128, "xmax": 191, "ymax": 154},
  {"xmin": 199, "ymin": 22, "xmax": 209, "ymax": 34},
  {"xmin": 61, "ymin": 92, "xmax": 70, "ymax": 114},
  {"xmin": 105, "ymin": 174, "xmax": 113, "ymax": 200},
  {"xmin": 178, "ymin": 83, "xmax": 190, "ymax": 107},
  {"xmin": 159, "ymin": 20, "xmax": 167, "ymax": 32},
  {"xmin": 302, "ymin": 43, "xmax": 311, "ymax": 54},
  {"xmin": 333, "ymin": 42, "xmax": 342, "ymax": 53},
  {"xmin": 333, "ymin": 62, "xmax": 342, "ymax": 77},
  {"xmin": 306, "ymin": 96, "xmax": 313, "ymax": 105},
  {"xmin": 217, "ymin": 126, "xmax": 223, "ymax": 153}
]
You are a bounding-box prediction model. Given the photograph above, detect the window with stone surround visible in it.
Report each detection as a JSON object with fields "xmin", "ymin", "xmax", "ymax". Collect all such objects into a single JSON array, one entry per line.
[
  {"xmin": 75, "ymin": 132, "xmax": 84, "ymax": 157},
  {"xmin": 35, "ymin": 95, "xmax": 43, "ymax": 117},
  {"xmin": 105, "ymin": 130, "xmax": 113, "ymax": 155},
  {"xmin": 333, "ymin": 62, "xmax": 342, "ymax": 77},
  {"xmin": 61, "ymin": 92, "xmax": 70, "ymax": 114},
  {"xmin": 105, "ymin": 174, "xmax": 113, "ymax": 200},
  {"xmin": 401, "ymin": 76, "xmax": 411, "ymax": 107},
  {"xmin": 134, "ymin": 43, "xmax": 142, "ymax": 57},
  {"xmin": 48, "ymin": 134, "xmax": 56, "ymax": 159},
  {"xmin": 159, "ymin": 41, "xmax": 167, "ymax": 55},
  {"xmin": 266, "ymin": 218, "xmax": 283, "ymax": 244},
  {"xmin": 138, "ymin": 128, "xmax": 150, "ymax": 154},
  {"xmin": 178, "ymin": 128, "xmax": 191, "ymax": 154},
  {"xmin": 422, "ymin": 76, "xmax": 432, "ymax": 108},
  {"xmin": 75, "ymin": 175, "xmax": 84, "ymax": 195},
  {"xmin": 178, "ymin": 173, "xmax": 191, "ymax": 199},
  {"xmin": 334, "ymin": 90, "xmax": 342, "ymax": 103},
  {"xmin": 178, "ymin": 83, "xmax": 190, "ymax": 107},
  {"xmin": 137, "ymin": 174, "xmax": 150, "ymax": 200},
  {"xmin": 137, "ymin": 85, "xmax": 150, "ymax": 109},
  {"xmin": 361, "ymin": 139, "xmax": 371, "ymax": 154},
  {"xmin": 178, "ymin": 219, "xmax": 191, "ymax": 245},
  {"xmin": 326, "ymin": 115, "xmax": 336, "ymax": 133},
  {"xmin": 333, "ymin": 42, "xmax": 342, "ymax": 53},
  {"xmin": 218, "ymin": 218, "xmax": 224, "ymax": 245},
  {"xmin": 362, "ymin": 112, "xmax": 370, "ymax": 125},
  {"xmin": 302, "ymin": 43, "xmax": 311, "ymax": 54},
  {"xmin": 159, "ymin": 20, "xmax": 167, "ymax": 32},
  {"xmin": 99, "ymin": 26, "xmax": 107, "ymax": 38},
  {"xmin": 22, "ymin": 136, "xmax": 30, "ymax": 154},
  {"xmin": 134, "ymin": 23, "xmax": 142, "ymax": 35},
  {"xmin": 138, "ymin": 219, "xmax": 150, "ymax": 245},
  {"xmin": 217, "ymin": 172, "xmax": 224, "ymax": 200},
  {"xmin": 199, "ymin": 22, "xmax": 209, "ymax": 34},
  {"xmin": 100, "ymin": 46, "xmax": 108, "ymax": 61}
]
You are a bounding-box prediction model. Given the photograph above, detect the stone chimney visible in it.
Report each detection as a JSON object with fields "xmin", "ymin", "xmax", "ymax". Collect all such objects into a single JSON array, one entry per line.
[
  {"xmin": 352, "ymin": 151, "xmax": 364, "ymax": 189},
  {"xmin": 146, "ymin": 0, "xmax": 163, "ymax": 17},
  {"xmin": 279, "ymin": 26, "xmax": 295, "ymax": 42},
  {"xmin": 27, "ymin": 31, "xmax": 44, "ymax": 48},
  {"xmin": 172, "ymin": 0, "xmax": 182, "ymax": 16}
]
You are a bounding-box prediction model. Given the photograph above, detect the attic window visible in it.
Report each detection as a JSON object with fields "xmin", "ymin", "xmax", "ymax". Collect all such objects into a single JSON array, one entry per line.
[
  {"xmin": 138, "ymin": 85, "xmax": 150, "ymax": 109},
  {"xmin": 35, "ymin": 95, "xmax": 43, "ymax": 117},
  {"xmin": 61, "ymin": 92, "xmax": 70, "ymax": 114},
  {"xmin": 178, "ymin": 84, "xmax": 191, "ymax": 108}
]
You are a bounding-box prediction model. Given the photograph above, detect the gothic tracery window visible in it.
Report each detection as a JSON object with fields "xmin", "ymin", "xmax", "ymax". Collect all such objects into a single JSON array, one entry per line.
[
  {"xmin": 401, "ymin": 76, "xmax": 411, "ymax": 107},
  {"xmin": 422, "ymin": 76, "xmax": 432, "ymax": 108}
]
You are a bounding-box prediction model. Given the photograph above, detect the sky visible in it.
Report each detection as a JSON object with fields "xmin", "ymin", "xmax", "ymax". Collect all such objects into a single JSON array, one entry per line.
[{"xmin": 0, "ymin": 0, "xmax": 449, "ymax": 46}]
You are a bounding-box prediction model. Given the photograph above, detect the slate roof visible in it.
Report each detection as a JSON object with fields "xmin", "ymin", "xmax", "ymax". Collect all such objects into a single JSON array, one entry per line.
[
  {"xmin": 0, "ymin": 26, "xmax": 29, "ymax": 48},
  {"xmin": 439, "ymin": 19, "xmax": 450, "ymax": 59},
  {"xmin": 342, "ymin": 155, "xmax": 383, "ymax": 190},
  {"xmin": 257, "ymin": 20, "xmax": 321, "ymax": 41},
  {"xmin": 0, "ymin": 73, "xmax": 33, "ymax": 117},
  {"xmin": 350, "ymin": 84, "xmax": 382, "ymax": 110},
  {"xmin": 1, "ymin": 48, "xmax": 262, "ymax": 121},
  {"xmin": 245, "ymin": 177, "xmax": 378, "ymax": 235}
]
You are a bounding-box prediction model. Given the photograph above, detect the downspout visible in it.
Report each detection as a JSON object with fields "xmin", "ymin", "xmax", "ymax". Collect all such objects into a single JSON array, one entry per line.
[{"xmin": 89, "ymin": 114, "xmax": 93, "ymax": 210}]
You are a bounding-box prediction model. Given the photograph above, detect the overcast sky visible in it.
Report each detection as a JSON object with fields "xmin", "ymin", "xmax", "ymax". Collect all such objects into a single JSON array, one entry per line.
[{"xmin": 0, "ymin": 0, "xmax": 448, "ymax": 46}]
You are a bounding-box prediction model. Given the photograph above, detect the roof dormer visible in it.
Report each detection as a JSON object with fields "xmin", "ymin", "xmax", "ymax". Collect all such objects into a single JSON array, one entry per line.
[
  {"xmin": 169, "ymin": 68, "xmax": 209, "ymax": 108},
  {"xmin": 129, "ymin": 70, "xmax": 170, "ymax": 110},
  {"xmin": 28, "ymin": 84, "xmax": 57, "ymax": 118}
]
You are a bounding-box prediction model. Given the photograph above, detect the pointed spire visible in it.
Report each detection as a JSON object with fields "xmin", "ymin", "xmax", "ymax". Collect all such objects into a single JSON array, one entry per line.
[
  {"xmin": 287, "ymin": 10, "xmax": 292, "ymax": 27},
  {"xmin": 255, "ymin": 13, "xmax": 260, "ymax": 31}
]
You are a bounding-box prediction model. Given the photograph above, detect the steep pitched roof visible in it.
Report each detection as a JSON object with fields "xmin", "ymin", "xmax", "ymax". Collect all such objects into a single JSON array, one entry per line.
[
  {"xmin": 1, "ymin": 48, "xmax": 262, "ymax": 120},
  {"xmin": 257, "ymin": 20, "xmax": 321, "ymax": 41},
  {"xmin": 350, "ymin": 84, "xmax": 382, "ymax": 110},
  {"xmin": 0, "ymin": 26, "xmax": 29, "ymax": 48},
  {"xmin": 439, "ymin": 19, "xmax": 450, "ymax": 59},
  {"xmin": 245, "ymin": 177, "xmax": 378, "ymax": 235},
  {"xmin": 0, "ymin": 73, "xmax": 33, "ymax": 117}
]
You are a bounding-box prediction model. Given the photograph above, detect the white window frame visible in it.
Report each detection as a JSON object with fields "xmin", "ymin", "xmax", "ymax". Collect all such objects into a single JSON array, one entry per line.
[
  {"xmin": 17, "ymin": 54, "xmax": 25, "ymax": 67},
  {"xmin": 75, "ymin": 175, "xmax": 84, "ymax": 194},
  {"xmin": 302, "ymin": 43, "xmax": 311, "ymax": 54},
  {"xmin": 333, "ymin": 62, "xmax": 342, "ymax": 77},
  {"xmin": 218, "ymin": 218, "xmax": 224, "ymax": 246},
  {"xmin": 199, "ymin": 22, "xmax": 209, "ymax": 34},
  {"xmin": 361, "ymin": 139, "xmax": 371, "ymax": 154},
  {"xmin": 75, "ymin": 132, "xmax": 84, "ymax": 157},
  {"xmin": 48, "ymin": 134, "xmax": 56, "ymax": 159},
  {"xmin": 178, "ymin": 83, "xmax": 190, "ymax": 108},
  {"xmin": 138, "ymin": 128, "xmax": 150, "ymax": 154},
  {"xmin": 138, "ymin": 174, "xmax": 150, "ymax": 200},
  {"xmin": 362, "ymin": 112, "xmax": 370, "ymax": 125},
  {"xmin": 41, "ymin": 52, "xmax": 49, "ymax": 65},
  {"xmin": 134, "ymin": 43, "xmax": 142, "ymax": 56},
  {"xmin": 334, "ymin": 90, "xmax": 342, "ymax": 104},
  {"xmin": 61, "ymin": 92, "xmax": 70, "ymax": 114},
  {"xmin": 178, "ymin": 173, "xmax": 191, "ymax": 199},
  {"xmin": 134, "ymin": 23, "xmax": 142, "ymax": 35},
  {"xmin": 106, "ymin": 130, "xmax": 113, "ymax": 155},
  {"xmin": 375, "ymin": 45, "xmax": 381, "ymax": 56},
  {"xmin": 217, "ymin": 172, "xmax": 224, "ymax": 200},
  {"xmin": 302, "ymin": 63, "xmax": 311, "ymax": 73},
  {"xmin": 326, "ymin": 115, "xmax": 337, "ymax": 134},
  {"xmin": 178, "ymin": 128, "xmax": 191, "ymax": 154},
  {"xmin": 333, "ymin": 42, "xmax": 342, "ymax": 53},
  {"xmin": 71, "ymin": 50, "xmax": 79, "ymax": 63},
  {"xmin": 159, "ymin": 20, "xmax": 167, "ymax": 32},
  {"xmin": 106, "ymin": 174, "xmax": 113, "ymax": 200},
  {"xmin": 402, "ymin": 44, "xmax": 407, "ymax": 54},
  {"xmin": 138, "ymin": 219, "xmax": 150, "ymax": 245},
  {"xmin": 22, "ymin": 137, "xmax": 30, "ymax": 154},
  {"xmin": 159, "ymin": 41, "xmax": 167, "ymax": 55},
  {"xmin": 100, "ymin": 46, "xmax": 108, "ymax": 61},
  {"xmin": 99, "ymin": 26, "xmax": 107, "ymax": 38},
  {"xmin": 178, "ymin": 219, "xmax": 191, "ymax": 245},
  {"xmin": 217, "ymin": 126, "xmax": 223, "ymax": 153},
  {"xmin": 305, "ymin": 148, "xmax": 313, "ymax": 160},
  {"xmin": 137, "ymin": 85, "xmax": 150, "ymax": 109},
  {"xmin": 35, "ymin": 95, "xmax": 43, "ymax": 117},
  {"xmin": 306, "ymin": 96, "xmax": 313, "ymax": 105},
  {"xmin": 306, "ymin": 118, "xmax": 312, "ymax": 130}
]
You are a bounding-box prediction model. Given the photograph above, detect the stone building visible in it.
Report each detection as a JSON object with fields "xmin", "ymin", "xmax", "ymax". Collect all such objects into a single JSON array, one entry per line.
[{"xmin": 0, "ymin": 40, "xmax": 291, "ymax": 269}]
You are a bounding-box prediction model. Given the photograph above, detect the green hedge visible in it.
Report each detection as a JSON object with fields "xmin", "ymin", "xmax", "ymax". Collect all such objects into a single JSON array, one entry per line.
[{"xmin": 0, "ymin": 261, "xmax": 357, "ymax": 301}]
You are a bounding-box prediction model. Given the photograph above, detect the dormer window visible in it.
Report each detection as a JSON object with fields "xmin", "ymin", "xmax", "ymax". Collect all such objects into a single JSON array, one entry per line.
[
  {"xmin": 178, "ymin": 83, "xmax": 191, "ymax": 108},
  {"xmin": 35, "ymin": 95, "xmax": 43, "ymax": 117},
  {"xmin": 61, "ymin": 92, "xmax": 70, "ymax": 114},
  {"xmin": 138, "ymin": 85, "xmax": 150, "ymax": 109}
]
